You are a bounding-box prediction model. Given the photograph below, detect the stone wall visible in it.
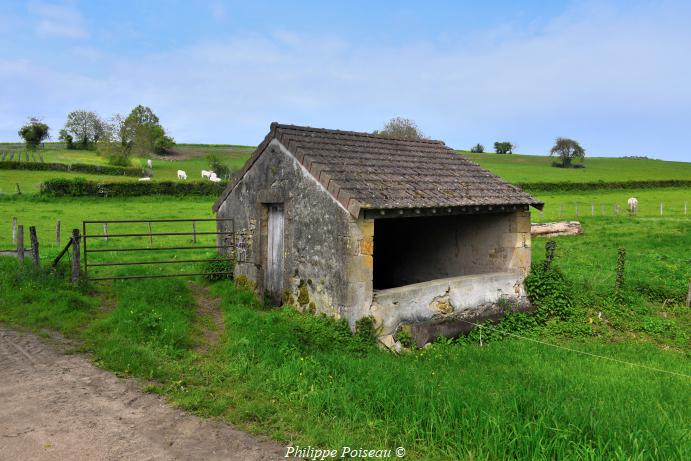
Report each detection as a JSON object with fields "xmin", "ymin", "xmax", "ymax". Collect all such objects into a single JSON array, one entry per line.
[{"xmin": 216, "ymin": 139, "xmax": 354, "ymax": 316}]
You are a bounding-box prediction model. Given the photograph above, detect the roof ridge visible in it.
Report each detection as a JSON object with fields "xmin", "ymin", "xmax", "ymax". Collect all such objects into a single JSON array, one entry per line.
[{"xmin": 271, "ymin": 122, "xmax": 446, "ymax": 146}]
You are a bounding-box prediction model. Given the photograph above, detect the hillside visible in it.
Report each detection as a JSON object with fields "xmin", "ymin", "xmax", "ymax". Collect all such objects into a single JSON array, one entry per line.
[
  {"xmin": 460, "ymin": 151, "xmax": 691, "ymax": 183},
  {"xmin": 1, "ymin": 143, "xmax": 690, "ymax": 194}
]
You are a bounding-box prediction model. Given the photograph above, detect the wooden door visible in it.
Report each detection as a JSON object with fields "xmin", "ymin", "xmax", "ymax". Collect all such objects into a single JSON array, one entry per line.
[{"xmin": 265, "ymin": 204, "xmax": 284, "ymax": 302}]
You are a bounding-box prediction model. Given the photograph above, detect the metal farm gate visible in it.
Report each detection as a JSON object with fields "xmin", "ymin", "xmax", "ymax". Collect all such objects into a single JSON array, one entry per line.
[{"xmin": 80, "ymin": 218, "xmax": 235, "ymax": 281}]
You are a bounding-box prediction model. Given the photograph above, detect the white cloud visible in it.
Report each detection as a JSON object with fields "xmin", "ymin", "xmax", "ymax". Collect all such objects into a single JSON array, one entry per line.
[
  {"xmin": 3, "ymin": 1, "xmax": 690, "ymax": 159},
  {"xmin": 29, "ymin": 1, "xmax": 88, "ymax": 39}
]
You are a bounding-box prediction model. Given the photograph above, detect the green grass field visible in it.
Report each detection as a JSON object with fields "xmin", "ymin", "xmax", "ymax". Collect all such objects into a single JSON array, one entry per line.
[
  {"xmin": 2, "ymin": 143, "xmax": 689, "ymax": 196},
  {"xmin": 0, "ymin": 144, "xmax": 253, "ymax": 193},
  {"xmin": 0, "ymin": 143, "xmax": 689, "ymax": 459},
  {"xmin": 461, "ymin": 151, "xmax": 691, "ymax": 183},
  {"xmin": 1, "ymin": 258, "xmax": 689, "ymax": 460}
]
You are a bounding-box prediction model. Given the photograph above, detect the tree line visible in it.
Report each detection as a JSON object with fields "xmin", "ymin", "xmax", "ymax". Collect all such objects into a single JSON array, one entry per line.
[
  {"xmin": 17, "ymin": 105, "xmax": 175, "ymax": 166},
  {"xmin": 375, "ymin": 117, "xmax": 586, "ymax": 168}
]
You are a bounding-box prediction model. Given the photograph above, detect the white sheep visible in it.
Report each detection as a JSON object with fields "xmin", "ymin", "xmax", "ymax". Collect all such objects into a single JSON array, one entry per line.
[
  {"xmin": 147, "ymin": 159, "xmax": 153, "ymax": 168},
  {"xmin": 177, "ymin": 170, "xmax": 187, "ymax": 180},
  {"xmin": 138, "ymin": 177, "xmax": 151, "ymax": 181},
  {"xmin": 201, "ymin": 170, "xmax": 213, "ymax": 179},
  {"xmin": 209, "ymin": 174, "xmax": 222, "ymax": 183},
  {"xmin": 627, "ymin": 197, "xmax": 638, "ymax": 214}
]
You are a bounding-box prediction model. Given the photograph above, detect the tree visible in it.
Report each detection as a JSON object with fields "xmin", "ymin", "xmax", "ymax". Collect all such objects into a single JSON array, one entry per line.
[
  {"xmin": 374, "ymin": 117, "xmax": 426, "ymax": 140},
  {"xmin": 494, "ymin": 141, "xmax": 515, "ymax": 155},
  {"xmin": 18, "ymin": 117, "xmax": 50, "ymax": 149},
  {"xmin": 58, "ymin": 129, "xmax": 74, "ymax": 149},
  {"xmin": 550, "ymin": 137, "xmax": 585, "ymax": 168},
  {"xmin": 63, "ymin": 110, "xmax": 105, "ymax": 149},
  {"xmin": 206, "ymin": 154, "xmax": 231, "ymax": 179},
  {"xmin": 96, "ymin": 114, "xmax": 131, "ymax": 166},
  {"xmin": 470, "ymin": 143, "xmax": 484, "ymax": 153},
  {"xmin": 121, "ymin": 105, "xmax": 174, "ymax": 155}
]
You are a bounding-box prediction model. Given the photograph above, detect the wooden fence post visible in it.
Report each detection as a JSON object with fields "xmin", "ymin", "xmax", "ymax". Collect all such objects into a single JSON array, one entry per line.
[
  {"xmin": 71, "ymin": 229, "xmax": 80, "ymax": 284},
  {"xmin": 192, "ymin": 221, "xmax": 197, "ymax": 243},
  {"xmin": 12, "ymin": 217, "xmax": 16, "ymax": 244},
  {"xmin": 29, "ymin": 226, "xmax": 39, "ymax": 267},
  {"xmin": 56, "ymin": 220, "xmax": 61, "ymax": 246},
  {"xmin": 687, "ymin": 280, "xmax": 691, "ymax": 307},
  {"xmin": 103, "ymin": 223, "xmax": 108, "ymax": 241},
  {"xmin": 17, "ymin": 224, "xmax": 24, "ymax": 262},
  {"xmin": 148, "ymin": 222, "xmax": 153, "ymax": 245},
  {"xmin": 575, "ymin": 204, "xmax": 579, "ymax": 219}
]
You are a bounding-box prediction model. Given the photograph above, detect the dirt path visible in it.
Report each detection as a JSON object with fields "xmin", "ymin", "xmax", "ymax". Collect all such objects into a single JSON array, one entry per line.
[{"xmin": 0, "ymin": 326, "xmax": 287, "ymax": 460}]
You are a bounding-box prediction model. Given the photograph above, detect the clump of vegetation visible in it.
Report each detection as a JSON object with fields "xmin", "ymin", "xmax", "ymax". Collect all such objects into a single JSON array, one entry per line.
[
  {"xmin": 494, "ymin": 141, "xmax": 515, "ymax": 154},
  {"xmin": 282, "ymin": 289, "xmax": 295, "ymax": 306},
  {"xmin": 297, "ymin": 279, "xmax": 310, "ymax": 306},
  {"xmin": 18, "ymin": 117, "xmax": 50, "ymax": 149},
  {"xmin": 354, "ymin": 316, "xmax": 379, "ymax": 345},
  {"xmin": 202, "ymin": 257, "xmax": 234, "ymax": 281},
  {"xmin": 470, "ymin": 143, "xmax": 484, "ymax": 153},
  {"xmin": 394, "ymin": 326, "xmax": 414, "ymax": 348},
  {"xmin": 206, "ymin": 154, "xmax": 231, "ymax": 179},
  {"xmin": 550, "ymin": 137, "xmax": 585, "ymax": 168},
  {"xmin": 234, "ymin": 275, "xmax": 256, "ymax": 293},
  {"xmin": 373, "ymin": 117, "xmax": 426, "ymax": 140}
]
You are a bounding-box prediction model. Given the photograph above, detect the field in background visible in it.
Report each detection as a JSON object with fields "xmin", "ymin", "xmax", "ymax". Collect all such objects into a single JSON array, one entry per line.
[
  {"xmin": 462, "ymin": 151, "xmax": 691, "ymax": 183},
  {"xmin": 530, "ymin": 187, "xmax": 690, "ymax": 221},
  {"xmin": 0, "ymin": 143, "xmax": 254, "ymax": 193}
]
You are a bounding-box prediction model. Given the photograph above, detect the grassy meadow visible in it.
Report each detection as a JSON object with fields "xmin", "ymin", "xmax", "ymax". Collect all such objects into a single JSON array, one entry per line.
[
  {"xmin": 0, "ymin": 142, "xmax": 690, "ymax": 459},
  {"xmin": 462, "ymin": 151, "xmax": 691, "ymax": 183},
  {"xmin": 0, "ymin": 143, "xmax": 253, "ymax": 193},
  {"xmin": 0, "ymin": 257, "xmax": 689, "ymax": 460}
]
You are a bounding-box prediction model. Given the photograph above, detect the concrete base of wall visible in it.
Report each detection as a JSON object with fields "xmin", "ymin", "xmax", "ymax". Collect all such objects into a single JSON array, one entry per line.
[{"xmin": 370, "ymin": 271, "xmax": 528, "ymax": 343}]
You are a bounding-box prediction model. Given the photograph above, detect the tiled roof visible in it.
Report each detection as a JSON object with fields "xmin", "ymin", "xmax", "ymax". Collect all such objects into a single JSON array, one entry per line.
[{"xmin": 212, "ymin": 123, "xmax": 544, "ymax": 216}]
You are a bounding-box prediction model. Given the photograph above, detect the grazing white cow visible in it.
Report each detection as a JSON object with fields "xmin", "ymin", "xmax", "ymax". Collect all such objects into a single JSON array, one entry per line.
[
  {"xmin": 138, "ymin": 177, "xmax": 151, "ymax": 181},
  {"xmin": 209, "ymin": 174, "xmax": 222, "ymax": 183},
  {"xmin": 177, "ymin": 170, "xmax": 187, "ymax": 180},
  {"xmin": 201, "ymin": 170, "xmax": 213, "ymax": 179},
  {"xmin": 627, "ymin": 197, "xmax": 638, "ymax": 214},
  {"xmin": 147, "ymin": 159, "xmax": 153, "ymax": 168}
]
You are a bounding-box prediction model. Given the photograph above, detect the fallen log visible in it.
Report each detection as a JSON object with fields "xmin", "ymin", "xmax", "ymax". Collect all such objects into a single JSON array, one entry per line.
[{"xmin": 531, "ymin": 221, "xmax": 582, "ymax": 237}]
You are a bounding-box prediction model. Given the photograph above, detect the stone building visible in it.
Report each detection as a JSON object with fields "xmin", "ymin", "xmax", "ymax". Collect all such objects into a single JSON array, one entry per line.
[{"xmin": 213, "ymin": 123, "xmax": 543, "ymax": 345}]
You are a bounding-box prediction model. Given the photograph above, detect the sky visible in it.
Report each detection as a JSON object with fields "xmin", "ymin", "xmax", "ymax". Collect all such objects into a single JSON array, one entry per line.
[{"xmin": 1, "ymin": 0, "xmax": 690, "ymax": 161}]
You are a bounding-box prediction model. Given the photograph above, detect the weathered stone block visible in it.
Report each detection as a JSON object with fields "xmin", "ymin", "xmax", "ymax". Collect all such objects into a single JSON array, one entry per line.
[
  {"xmin": 359, "ymin": 237, "xmax": 374, "ymax": 255},
  {"xmin": 358, "ymin": 219, "xmax": 374, "ymax": 237}
]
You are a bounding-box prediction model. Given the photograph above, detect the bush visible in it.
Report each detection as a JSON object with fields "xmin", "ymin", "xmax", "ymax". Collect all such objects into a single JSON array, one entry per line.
[
  {"xmin": 354, "ymin": 316, "xmax": 379, "ymax": 345},
  {"xmin": 107, "ymin": 152, "xmax": 131, "ymax": 167},
  {"xmin": 18, "ymin": 117, "xmax": 50, "ymax": 149},
  {"xmin": 470, "ymin": 143, "xmax": 484, "ymax": 153},
  {"xmin": 202, "ymin": 257, "xmax": 235, "ymax": 282},
  {"xmin": 524, "ymin": 264, "xmax": 574, "ymax": 320},
  {"xmin": 206, "ymin": 154, "xmax": 231, "ymax": 179},
  {"xmin": 518, "ymin": 179, "xmax": 691, "ymax": 192},
  {"xmin": 494, "ymin": 141, "xmax": 514, "ymax": 155},
  {"xmin": 40, "ymin": 178, "xmax": 226, "ymax": 197},
  {"xmin": 0, "ymin": 160, "xmax": 143, "ymax": 176}
]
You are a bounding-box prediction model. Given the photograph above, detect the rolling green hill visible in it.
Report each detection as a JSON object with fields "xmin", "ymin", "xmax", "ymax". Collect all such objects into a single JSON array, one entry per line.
[
  {"xmin": 460, "ymin": 151, "xmax": 691, "ymax": 183},
  {"xmin": 1, "ymin": 143, "xmax": 690, "ymax": 194}
]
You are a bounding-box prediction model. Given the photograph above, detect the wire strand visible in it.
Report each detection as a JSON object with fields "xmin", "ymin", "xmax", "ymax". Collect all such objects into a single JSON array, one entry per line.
[{"xmin": 457, "ymin": 318, "xmax": 691, "ymax": 380}]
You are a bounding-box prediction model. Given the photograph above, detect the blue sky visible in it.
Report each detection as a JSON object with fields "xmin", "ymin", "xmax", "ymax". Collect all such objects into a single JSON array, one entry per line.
[{"xmin": 1, "ymin": 1, "xmax": 690, "ymax": 161}]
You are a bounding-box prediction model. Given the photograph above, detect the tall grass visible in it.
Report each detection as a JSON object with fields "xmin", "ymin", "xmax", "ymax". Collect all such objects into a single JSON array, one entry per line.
[{"xmin": 0, "ymin": 258, "xmax": 689, "ymax": 459}]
